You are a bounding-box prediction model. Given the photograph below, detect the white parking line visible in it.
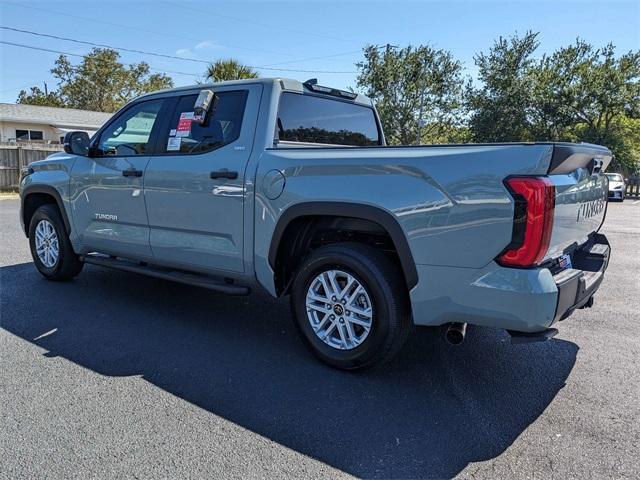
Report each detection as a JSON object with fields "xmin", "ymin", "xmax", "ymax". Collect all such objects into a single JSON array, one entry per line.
[{"xmin": 633, "ymin": 200, "xmax": 640, "ymax": 205}]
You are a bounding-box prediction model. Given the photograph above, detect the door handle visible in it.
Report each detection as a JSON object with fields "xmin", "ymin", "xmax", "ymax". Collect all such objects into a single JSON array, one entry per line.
[
  {"xmin": 122, "ymin": 169, "xmax": 143, "ymax": 177},
  {"xmin": 210, "ymin": 170, "xmax": 238, "ymax": 180}
]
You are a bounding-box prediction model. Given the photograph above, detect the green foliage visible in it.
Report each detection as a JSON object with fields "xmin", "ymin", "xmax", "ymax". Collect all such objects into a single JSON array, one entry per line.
[
  {"xmin": 467, "ymin": 33, "xmax": 640, "ymax": 171},
  {"xmin": 17, "ymin": 86, "xmax": 64, "ymax": 108},
  {"xmin": 356, "ymin": 44, "xmax": 465, "ymax": 145},
  {"xmin": 467, "ymin": 31, "xmax": 540, "ymax": 142},
  {"xmin": 205, "ymin": 59, "xmax": 259, "ymax": 82},
  {"xmin": 17, "ymin": 48, "xmax": 173, "ymax": 112}
]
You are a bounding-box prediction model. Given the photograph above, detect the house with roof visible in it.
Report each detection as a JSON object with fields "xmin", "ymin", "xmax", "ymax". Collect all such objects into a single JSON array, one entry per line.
[{"xmin": 0, "ymin": 103, "xmax": 112, "ymax": 144}]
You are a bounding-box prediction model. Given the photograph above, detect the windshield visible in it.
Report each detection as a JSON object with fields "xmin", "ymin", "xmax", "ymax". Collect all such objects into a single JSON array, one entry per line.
[{"xmin": 606, "ymin": 173, "xmax": 623, "ymax": 182}]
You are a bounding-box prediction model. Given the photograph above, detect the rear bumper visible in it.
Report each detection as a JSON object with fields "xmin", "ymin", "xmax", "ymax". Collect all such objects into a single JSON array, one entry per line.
[
  {"xmin": 552, "ymin": 233, "xmax": 610, "ymax": 323},
  {"xmin": 409, "ymin": 233, "xmax": 610, "ymax": 333}
]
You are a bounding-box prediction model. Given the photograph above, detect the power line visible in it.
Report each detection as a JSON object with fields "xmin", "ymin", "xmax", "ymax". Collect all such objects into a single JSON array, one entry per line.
[
  {"xmin": 0, "ymin": 41, "xmax": 201, "ymax": 78},
  {"xmin": 260, "ymin": 50, "xmax": 362, "ymax": 67},
  {"xmin": 0, "ymin": 28, "xmax": 357, "ymax": 74},
  {"xmin": 1, "ymin": 27, "xmax": 210, "ymax": 64},
  {"xmin": 0, "ymin": 0, "xmax": 291, "ymax": 57},
  {"xmin": 160, "ymin": 0, "xmax": 349, "ymax": 43}
]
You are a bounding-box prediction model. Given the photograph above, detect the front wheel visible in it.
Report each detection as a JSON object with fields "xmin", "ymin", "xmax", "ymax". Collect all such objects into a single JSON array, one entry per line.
[
  {"xmin": 290, "ymin": 243, "xmax": 412, "ymax": 370},
  {"xmin": 29, "ymin": 204, "xmax": 83, "ymax": 281}
]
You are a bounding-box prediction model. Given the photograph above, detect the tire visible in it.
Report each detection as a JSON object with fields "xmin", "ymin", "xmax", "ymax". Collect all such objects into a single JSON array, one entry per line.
[
  {"xmin": 29, "ymin": 204, "xmax": 83, "ymax": 281},
  {"xmin": 290, "ymin": 242, "xmax": 412, "ymax": 370}
]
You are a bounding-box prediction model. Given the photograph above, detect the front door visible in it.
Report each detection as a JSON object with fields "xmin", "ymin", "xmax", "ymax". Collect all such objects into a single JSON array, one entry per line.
[
  {"xmin": 70, "ymin": 98, "xmax": 167, "ymax": 259},
  {"xmin": 143, "ymin": 85, "xmax": 261, "ymax": 273}
]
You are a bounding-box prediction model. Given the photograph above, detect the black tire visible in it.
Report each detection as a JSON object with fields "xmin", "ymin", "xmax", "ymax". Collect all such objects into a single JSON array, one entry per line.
[
  {"xmin": 28, "ymin": 204, "xmax": 83, "ymax": 281},
  {"xmin": 290, "ymin": 243, "xmax": 412, "ymax": 370}
]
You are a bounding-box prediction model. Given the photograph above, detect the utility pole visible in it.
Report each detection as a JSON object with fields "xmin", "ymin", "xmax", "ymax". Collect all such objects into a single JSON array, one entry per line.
[
  {"xmin": 372, "ymin": 43, "xmax": 398, "ymax": 55},
  {"xmin": 43, "ymin": 82, "xmax": 48, "ymax": 95},
  {"xmin": 416, "ymin": 56, "xmax": 427, "ymax": 145}
]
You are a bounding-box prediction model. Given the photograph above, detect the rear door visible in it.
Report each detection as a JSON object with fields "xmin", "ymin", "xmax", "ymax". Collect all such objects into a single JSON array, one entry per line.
[
  {"xmin": 143, "ymin": 85, "xmax": 262, "ymax": 273},
  {"xmin": 70, "ymin": 98, "xmax": 167, "ymax": 259}
]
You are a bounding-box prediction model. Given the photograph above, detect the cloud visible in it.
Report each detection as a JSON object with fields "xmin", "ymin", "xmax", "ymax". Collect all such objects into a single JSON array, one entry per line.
[
  {"xmin": 195, "ymin": 40, "xmax": 219, "ymax": 50},
  {"xmin": 175, "ymin": 41, "xmax": 220, "ymax": 59},
  {"xmin": 175, "ymin": 48, "xmax": 195, "ymax": 57}
]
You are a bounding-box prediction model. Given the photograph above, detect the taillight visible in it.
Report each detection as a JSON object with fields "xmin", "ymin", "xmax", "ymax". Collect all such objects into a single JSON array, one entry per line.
[{"xmin": 497, "ymin": 176, "xmax": 555, "ymax": 267}]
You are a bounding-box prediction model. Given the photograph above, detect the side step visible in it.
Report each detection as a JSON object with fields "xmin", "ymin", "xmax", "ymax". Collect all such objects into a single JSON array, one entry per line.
[
  {"xmin": 508, "ymin": 328, "xmax": 558, "ymax": 344},
  {"xmin": 81, "ymin": 254, "xmax": 251, "ymax": 296}
]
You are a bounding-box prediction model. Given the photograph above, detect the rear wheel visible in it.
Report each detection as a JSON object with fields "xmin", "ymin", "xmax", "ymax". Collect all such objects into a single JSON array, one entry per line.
[
  {"xmin": 29, "ymin": 204, "xmax": 83, "ymax": 281},
  {"xmin": 290, "ymin": 243, "xmax": 411, "ymax": 370}
]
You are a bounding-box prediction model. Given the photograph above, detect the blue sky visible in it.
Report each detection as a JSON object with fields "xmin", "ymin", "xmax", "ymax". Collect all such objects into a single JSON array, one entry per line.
[{"xmin": 1, "ymin": 0, "xmax": 638, "ymax": 104}]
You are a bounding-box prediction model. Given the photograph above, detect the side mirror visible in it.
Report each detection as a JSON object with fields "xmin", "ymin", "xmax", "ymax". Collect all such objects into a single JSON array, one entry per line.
[{"xmin": 63, "ymin": 131, "xmax": 90, "ymax": 156}]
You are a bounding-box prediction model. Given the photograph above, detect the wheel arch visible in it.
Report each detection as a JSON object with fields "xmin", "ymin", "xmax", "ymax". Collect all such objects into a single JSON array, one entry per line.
[
  {"xmin": 268, "ymin": 202, "xmax": 418, "ymax": 294},
  {"xmin": 21, "ymin": 185, "xmax": 71, "ymax": 238}
]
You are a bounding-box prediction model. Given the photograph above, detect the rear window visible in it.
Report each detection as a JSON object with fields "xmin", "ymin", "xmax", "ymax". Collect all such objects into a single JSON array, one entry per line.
[{"xmin": 277, "ymin": 92, "xmax": 380, "ymax": 146}]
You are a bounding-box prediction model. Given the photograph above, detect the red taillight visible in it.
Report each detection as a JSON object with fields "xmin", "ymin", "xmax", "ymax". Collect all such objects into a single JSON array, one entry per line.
[{"xmin": 498, "ymin": 176, "xmax": 555, "ymax": 267}]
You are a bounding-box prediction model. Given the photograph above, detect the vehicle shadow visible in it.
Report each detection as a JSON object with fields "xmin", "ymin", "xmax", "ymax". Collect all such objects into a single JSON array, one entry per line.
[{"xmin": 1, "ymin": 262, "xmax": 578, "ymax": 479}]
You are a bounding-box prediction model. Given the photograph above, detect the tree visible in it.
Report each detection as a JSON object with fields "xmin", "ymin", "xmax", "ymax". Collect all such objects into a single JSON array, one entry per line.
[
  {"xmin": 356, "ymin": 44, "xmax": 465, "ymax": 145},
  {"xmin": 17, "ymin": 86, "xmax": 64, "ymax": 108},
  {"xmin": 205, "ymin": 59, "xmax": 259, "ymax": 82},
  {"xmin": 467, "ymin": 31, "xmax": 540, "ymax": 142},
  {"xmin": 530, "ymin": 41, "xmax": 640, "ymax": 171},
  {"xmin": 17, "ymin": 48, "xmax": 173, "ymax": 112}
]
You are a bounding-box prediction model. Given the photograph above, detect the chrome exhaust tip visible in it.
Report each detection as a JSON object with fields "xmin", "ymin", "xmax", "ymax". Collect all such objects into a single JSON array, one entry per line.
[{"xmin": 445, "ymin": 322, "xmax": 467, "ymax": 345}]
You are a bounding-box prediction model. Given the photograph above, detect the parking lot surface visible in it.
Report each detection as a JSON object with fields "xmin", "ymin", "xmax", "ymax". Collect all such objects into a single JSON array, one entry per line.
[{"xmin": 1, "ymin": 197, "xmax": 639, "ymax": 479}]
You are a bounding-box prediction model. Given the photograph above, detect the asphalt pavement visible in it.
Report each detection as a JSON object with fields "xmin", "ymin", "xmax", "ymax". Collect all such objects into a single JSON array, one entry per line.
[{"xmin": 1, "ymin": 196, "xmax": 639, "ymax": 479}]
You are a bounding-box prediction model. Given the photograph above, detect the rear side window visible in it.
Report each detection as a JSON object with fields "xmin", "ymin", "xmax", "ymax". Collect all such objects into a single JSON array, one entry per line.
[
  {"xmin": 163, "ymin": 90, "xmax": 248, "ymax": 154},
  {"xmin": 277, "ymin": 92, "xmax": 380, "ymax": 146}
]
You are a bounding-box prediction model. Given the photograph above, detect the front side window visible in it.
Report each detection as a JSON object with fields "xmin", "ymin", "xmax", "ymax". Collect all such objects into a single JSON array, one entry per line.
[
  {"xmin": 97, "ymin": 99, "xmax": 163, "ymax": 156},
  {"xmin": 162, "ymin": 90, "xmax": 248, "ymax": 154},
  {"xmin": 277, "ymin": 92, "xmax": 380, "ymax": 146}
]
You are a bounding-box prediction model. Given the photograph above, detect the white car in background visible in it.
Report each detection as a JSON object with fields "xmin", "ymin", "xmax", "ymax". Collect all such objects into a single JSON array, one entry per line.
[{"xmin": 606, "ymin": 173, "xmax": 626, "ymax": 201}]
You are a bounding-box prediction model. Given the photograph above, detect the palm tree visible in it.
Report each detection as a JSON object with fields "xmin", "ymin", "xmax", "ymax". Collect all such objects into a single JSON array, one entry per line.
[{"xmin": 205, "ymin": 59, "xmax": 259, "ymax": 82}]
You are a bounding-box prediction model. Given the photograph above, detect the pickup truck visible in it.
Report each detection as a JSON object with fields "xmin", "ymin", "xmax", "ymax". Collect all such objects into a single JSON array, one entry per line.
[{"xmin": 20, "ymin": 78, "xmax": 612, "ymax": 370}]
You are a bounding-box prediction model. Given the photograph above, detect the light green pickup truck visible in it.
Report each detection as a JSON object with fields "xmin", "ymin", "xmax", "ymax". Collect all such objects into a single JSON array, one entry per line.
[{"xmin": 20, "ymin": 78, "xmax": 611, "ymax": 369}]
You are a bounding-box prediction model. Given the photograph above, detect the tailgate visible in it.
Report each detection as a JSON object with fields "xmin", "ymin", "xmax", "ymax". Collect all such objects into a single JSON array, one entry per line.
[{"xmin": 545, "ymin": 143, "xmax": 612, "ymax": 261}]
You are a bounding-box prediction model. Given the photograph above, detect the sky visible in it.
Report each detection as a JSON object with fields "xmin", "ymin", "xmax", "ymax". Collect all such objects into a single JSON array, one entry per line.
[{"xmin": 0, "ymin": 0, "xmax": 638, "ymax": 104}]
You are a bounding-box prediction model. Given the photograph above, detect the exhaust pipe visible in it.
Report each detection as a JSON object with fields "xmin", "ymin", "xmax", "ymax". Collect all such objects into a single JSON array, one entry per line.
[{"xmin": 445, "ymin": 322, "xmax": 467, "ymax": 345}]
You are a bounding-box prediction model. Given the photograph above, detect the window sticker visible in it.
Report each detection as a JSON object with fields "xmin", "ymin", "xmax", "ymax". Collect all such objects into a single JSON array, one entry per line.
[
  {"xmin": 169, "ymin": 128, "xmax": 177, "ymax": 136},
  {"xmin": 167, "ymin": 137, "xmax": 182, "ymax": 151},
  {"xmin": 176, "ymin": 112, "xmax": 195, "ymax": 137}
]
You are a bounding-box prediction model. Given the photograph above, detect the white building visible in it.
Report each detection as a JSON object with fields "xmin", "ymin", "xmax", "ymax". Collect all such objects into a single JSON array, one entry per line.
[{"xmin": 0, "ymin": 103, "xmax": 112, "ymax": 143}]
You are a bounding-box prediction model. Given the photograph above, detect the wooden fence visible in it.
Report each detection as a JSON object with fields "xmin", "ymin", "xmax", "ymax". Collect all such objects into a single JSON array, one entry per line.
[
  {"xmin": 625, "ymin": 177, "xmax": 640, "ymax": 198},
  {"xmin": 0, "ymin": 142, "xmax": 64, "ymax": 189}
]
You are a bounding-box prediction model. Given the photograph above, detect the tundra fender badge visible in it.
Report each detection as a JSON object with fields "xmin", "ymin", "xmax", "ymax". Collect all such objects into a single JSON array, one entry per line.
[{"xmin": 94, "ymin": 213, "xmax": 118, "ymax": 221}]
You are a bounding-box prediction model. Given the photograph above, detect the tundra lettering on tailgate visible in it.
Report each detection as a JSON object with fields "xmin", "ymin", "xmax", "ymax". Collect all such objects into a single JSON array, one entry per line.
[{"xmin": 576, "ymin": 198, "xmax": 605, "ymax": 221}]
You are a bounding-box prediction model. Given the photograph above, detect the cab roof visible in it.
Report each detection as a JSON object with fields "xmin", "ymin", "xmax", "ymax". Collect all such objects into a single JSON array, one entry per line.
[{"xmin": 136, "ymin": 77, "xmax": 374, "ymax": 107}]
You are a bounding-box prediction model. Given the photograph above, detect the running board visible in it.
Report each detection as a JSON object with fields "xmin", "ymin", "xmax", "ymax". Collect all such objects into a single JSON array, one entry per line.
[{"xmin": 80, "ymin": 254, "xmax": 251, "ymax": 296}]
